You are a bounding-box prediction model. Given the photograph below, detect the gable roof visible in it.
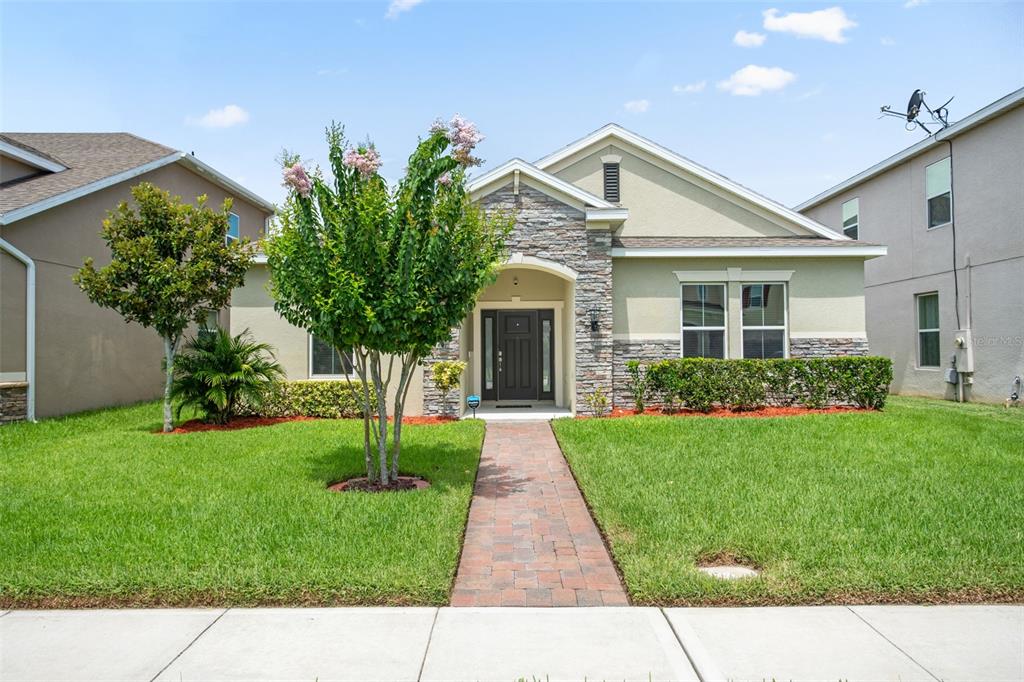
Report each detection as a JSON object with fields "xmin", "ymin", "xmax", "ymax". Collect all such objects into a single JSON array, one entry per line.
[
  {"xmin": 0, "ymin": 133, "xmax": 275, "ymax": 225},
  {"xmin": 796, "ymin": 86, "xmax": 1024, "ymax": 211},
  {"xmin": 534, "ymin": 123, "xmax": 847, "ymax": 241}
]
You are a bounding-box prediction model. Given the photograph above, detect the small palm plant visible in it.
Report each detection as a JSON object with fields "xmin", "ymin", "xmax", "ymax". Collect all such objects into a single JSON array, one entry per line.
[{"xmin": 171, "ymin": 328, "xmax": 284, "ymax": 424}]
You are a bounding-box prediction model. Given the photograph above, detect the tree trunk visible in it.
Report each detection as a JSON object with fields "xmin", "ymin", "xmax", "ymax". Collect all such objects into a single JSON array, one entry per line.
[
  {"xmin": 390, "ymin": 353, "xmax": 418, "ymax": 481},
  {"xmin": 370, "ymin": 352, "xmax": 389, "ymax": 486},
  {"xmin": 352, "ymin": 351, "xmax": 375, "ymax": 481},
  {"xmin": 162, "ymin": 335, "xmax": 177, "ymax": 433}
]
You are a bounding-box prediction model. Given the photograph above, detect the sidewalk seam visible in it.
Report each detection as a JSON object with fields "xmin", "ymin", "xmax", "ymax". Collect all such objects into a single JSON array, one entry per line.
[
  {"xmin": 846, "ymin": 606, "xmax": 942, "ymax": 682},
  {"xmin": 148, "ymin": 607, "xmax": 229, "ymax": 682},
  {"xmin": 660, "ymin": 608, "xmax": 725, "ymax": 682},
  {"xmin": 416, "ymin": 607, "xmax": 440, "ymax": 681}
]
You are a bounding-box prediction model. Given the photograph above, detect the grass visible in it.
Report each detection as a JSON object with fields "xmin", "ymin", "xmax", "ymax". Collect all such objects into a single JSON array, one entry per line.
[
  {"xmin": 0, "ymin": 402, "xmax": 485, "ymax": 607},
  {"xmin": 551, "ymin": 396, "xmax": 1024, "ymax": 605}
]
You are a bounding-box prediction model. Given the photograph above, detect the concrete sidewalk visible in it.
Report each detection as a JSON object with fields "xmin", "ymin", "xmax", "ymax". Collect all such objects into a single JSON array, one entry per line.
[{"xmin": 1, "ymin": 605, "xmax": 1021, "ymax": 681}]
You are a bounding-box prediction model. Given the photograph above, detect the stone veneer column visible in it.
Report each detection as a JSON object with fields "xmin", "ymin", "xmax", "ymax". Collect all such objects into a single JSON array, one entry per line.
[
  {"xmin": 573, "ymin": 230, "xmax": 614, "ymax": 414},
  {"xmin": 420, "ymin": 327, "xmax": 461, "ymax": 416}
]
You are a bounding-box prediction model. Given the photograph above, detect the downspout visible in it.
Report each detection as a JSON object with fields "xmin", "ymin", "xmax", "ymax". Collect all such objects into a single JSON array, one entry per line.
[{"xmin": 0, "ymin": 236, "xmax": 36, "ymax": 422}]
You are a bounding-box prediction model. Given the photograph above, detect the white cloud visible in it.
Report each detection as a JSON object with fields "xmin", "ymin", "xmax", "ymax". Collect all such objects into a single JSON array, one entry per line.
[
  {"xmin": 385, "ymin": 0, "xmax": 423, "ymax": 19},
  {"xmin": 673, "ymin": 81, "xmax": 706, "ymax": 94},
  {"xmin": 186, "ymin": 104, "xmax": 250, "ymax": 129},
  {"xmin": 624, "ymin": 99, "xmax": 651, "ymax": 113},
  {"xmin": 880, "ymin": 36, "xmax": 896, "ymax": 46},
  {"xmin": 763, "ymin": 7, "xmax": 857, "ymax": 43},
  {"xmin": 717, "ymin": 65, "xmax": 796, "ymax": 96},
  {"xmin": 733, "ymin": 30, "xmax": 767, "ymax": 48}
]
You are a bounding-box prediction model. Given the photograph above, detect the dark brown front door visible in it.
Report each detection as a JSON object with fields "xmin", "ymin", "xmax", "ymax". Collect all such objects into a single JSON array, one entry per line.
[{"xmin": 498, "ymin": 310, "xmax": 538, "ymax": 400}]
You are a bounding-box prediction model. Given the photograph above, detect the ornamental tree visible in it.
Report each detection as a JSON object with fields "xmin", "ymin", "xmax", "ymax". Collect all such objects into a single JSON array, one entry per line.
[
  {"xmin": 267, "ymin": 117, "xmax": 511, "ymax": 487},
  {"xmin": 74, "ymin": 183, "xmax": 254, "ymax": 432}
]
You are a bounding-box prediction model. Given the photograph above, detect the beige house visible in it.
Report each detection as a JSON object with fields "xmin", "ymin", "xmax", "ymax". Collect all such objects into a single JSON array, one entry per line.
[
  {"xmin": 0, "ymin": 133, "xmax": 274, "ymax": 421},
  {"xmin": 234, "ymin": 124, "xmax": 885, "ymax": 416},
  {"xmin": 798, "ymin": 88, "xmax": 1024, "ymax": 404}
]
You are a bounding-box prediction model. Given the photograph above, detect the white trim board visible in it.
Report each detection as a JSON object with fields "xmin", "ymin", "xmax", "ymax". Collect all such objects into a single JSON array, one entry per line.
[
  {"xmin": 612, "ymin": 245, "xmax": 887, "ymax": 258},
  {"xmin": 0, "ymin": 140, "xmax": 67, "ymax": 173},
  {"xmin": 468, "ymin": 158, "xmax": 616, "ymax": 209},
  {"xmin": 533, "ymin": 123, "xmax": 847, "ymax": 241}
]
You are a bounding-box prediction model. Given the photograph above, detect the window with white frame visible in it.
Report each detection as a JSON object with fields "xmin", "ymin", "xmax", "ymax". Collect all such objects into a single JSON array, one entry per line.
[
  {"xmin": 226, "ymin": 212, "xmax": 240, "ymax": 244},
  {"xmin": 841, "ymin": 198, "xmax": 859, "ymax": 240},
  {"xmin": 916, "ymin": 293, "xmax": 940, "ymax": 368},
  {"xmin": 742, "ymin": 283, "xmax": 787, "ymax": 359},
  {"xmin": 680, "ymin": 283, "xmax": 727, "ymax": 358},
  {"xmin": 925, "ymin": 157, "xmax": 952, "ymax": 229},
  {"xmin": 310, "ymin": 335, "xmax": 354, "ymax": 377}
]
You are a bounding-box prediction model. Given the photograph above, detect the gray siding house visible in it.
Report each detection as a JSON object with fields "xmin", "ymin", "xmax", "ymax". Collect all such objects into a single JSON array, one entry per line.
[{"xmin": 798, "ymin": 88, "xmax": 1024, "ymax": 404}]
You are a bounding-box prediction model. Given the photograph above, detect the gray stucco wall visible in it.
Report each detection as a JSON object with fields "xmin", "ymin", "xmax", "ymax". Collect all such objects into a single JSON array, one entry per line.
[{"xmin": 801, "ymin": 103, "xmax": 1024, "ymax": 402}]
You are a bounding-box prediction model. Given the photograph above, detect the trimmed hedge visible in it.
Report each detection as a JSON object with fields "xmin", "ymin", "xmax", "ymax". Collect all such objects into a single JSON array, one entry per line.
[
  {"xmin": 240, "ymin": 380, "xmax": 373, "ymax": 419},
  {"xmin": 638, "ymin": 357, "xmax": 893, "ymax": 412}
]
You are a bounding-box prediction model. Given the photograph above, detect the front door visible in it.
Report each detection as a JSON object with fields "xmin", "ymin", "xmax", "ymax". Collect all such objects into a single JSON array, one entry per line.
[{"xmin": 481, "ymin": 309, "xmax": 554, "ymax": 402}]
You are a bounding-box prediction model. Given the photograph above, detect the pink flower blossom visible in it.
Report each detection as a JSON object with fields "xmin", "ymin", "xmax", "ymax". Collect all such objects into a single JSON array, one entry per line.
[
  {"xmin": 446, "ymin": 114, "xmax": 484, "ymax": 166},
  {"xmin": 438, "ymin": 171, "xmax": 452, "ymax": 186},
  {"xmin": 342, "ymin": 145, "xmax": 382, "ymax": 177},
  {"xmin": 282, "ymin": 163, "xmax": 312, "ymax": 198}
]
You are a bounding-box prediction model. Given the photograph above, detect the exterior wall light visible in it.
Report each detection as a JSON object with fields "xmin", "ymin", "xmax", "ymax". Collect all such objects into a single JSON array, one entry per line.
[{"xmin": 589, "ymin": 308, "xmax": 599, "ymax": 332}]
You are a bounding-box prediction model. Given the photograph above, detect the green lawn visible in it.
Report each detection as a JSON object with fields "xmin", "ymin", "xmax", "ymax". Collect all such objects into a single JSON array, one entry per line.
[
  {"xmin": 0, "ymin": 402, "xmax": 484, "ymax": 607},
  {"xmin": 552, "ymin": 396, "xmax": 1024, "ymax": 605}
]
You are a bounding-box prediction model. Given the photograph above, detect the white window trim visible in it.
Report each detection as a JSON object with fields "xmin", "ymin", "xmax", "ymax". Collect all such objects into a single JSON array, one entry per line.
[
  {"xmin": 308, "ymin": 334, "xmax": 357, "ymax": 380},
  {"xmin": 678, "ymin": 282, "xmax": 728, "ymax": 359},
  {"xmin": 741, "ymin": 282, "xmax": 789, "ymax": 359},
  {"xmin": 925, "ymin": 157, "xmax": 952, "ymax": 231},
  {"xmin": 915, "ymin": 292, "xmax": 941, "ymax": 369},
  {"xmin": 226, "ymin": 212, "xmax": 240, "ymax": 244},
  {"xmin": 841, "ymin": 197, "xmax": 860, "ymax": 240}
]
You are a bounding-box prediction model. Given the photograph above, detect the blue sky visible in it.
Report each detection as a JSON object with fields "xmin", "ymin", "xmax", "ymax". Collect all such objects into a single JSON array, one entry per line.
[{"xmin": 2, "ymin": 1, "xmax": 1021, "ymax": 207}]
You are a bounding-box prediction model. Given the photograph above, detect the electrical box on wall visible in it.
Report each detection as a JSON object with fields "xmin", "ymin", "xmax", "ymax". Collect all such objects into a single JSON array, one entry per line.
[{"xmin": 953, "ymin": 328, "xmax": 974, "ymax": 373}]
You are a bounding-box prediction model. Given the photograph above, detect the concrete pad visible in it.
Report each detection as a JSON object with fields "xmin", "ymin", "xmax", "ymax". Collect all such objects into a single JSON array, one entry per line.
[
  {"xmin": 420, "ymin": 606, "xmax": 697, "ymax": 682},
  {"xmin": 665, "ymin": 606, "xmax": 935, "ymax": 682},
  {"xmin": 697, "ymin": 565, "xmax": 760, "ymax": 580},
  {"xmin": 0, "ymin": 609, "xmax": 222, "ymax": 681},
  {"xmin": 851, "ymin": 605, "xmax": 1024, "ymax": 682},
  {"xmin": 155, "ymin": 607, "xmax": 436, "ymax": 681}
]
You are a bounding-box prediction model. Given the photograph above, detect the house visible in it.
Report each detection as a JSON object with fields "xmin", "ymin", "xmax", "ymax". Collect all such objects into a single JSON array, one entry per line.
[
  {"xmin": 0, "ymin": 133, "xmax": 274, "ymax": 421},
  {"xmin": 797, "ymin": 88, "xmax": 1024, "ymax": 404},
  {"xmin": 233, "ymin": 124, "xmax": 885, "ymax": 416}
]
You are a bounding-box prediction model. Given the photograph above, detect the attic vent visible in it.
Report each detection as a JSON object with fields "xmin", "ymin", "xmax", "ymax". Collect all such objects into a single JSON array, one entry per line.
[{"xmin": 603, "ymin": 163, "xmax": 620, "ymax": 202}]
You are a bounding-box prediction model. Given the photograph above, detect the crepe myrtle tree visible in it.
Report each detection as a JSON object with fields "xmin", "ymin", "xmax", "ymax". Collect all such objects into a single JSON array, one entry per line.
[
  {"xmin": 74, "ymin": 183, "xmax": 254, "ymax": 432},
  {"xmin": 267, "ymin": 117, "xmax": 511, "ymax": 487}
]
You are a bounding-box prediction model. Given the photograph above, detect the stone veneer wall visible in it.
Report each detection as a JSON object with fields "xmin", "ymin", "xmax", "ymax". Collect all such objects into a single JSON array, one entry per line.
[
  {"xmin": 420, "ymin": 184, "xmax": 613, "ymax": 415},
  {"xmin": 0, "ymin": 382, "xmax": 28, "ymax": 424},
  {"xmin": 789, "ymin": 337, "xmax": 869, "ymax": 358},
  {"xmin": 421, "ymin": 327, "xmax": 461, "ymax": 417},
  {"xmin": 611, "ymin": 340, "xmax": 680, "ymax": 408}
]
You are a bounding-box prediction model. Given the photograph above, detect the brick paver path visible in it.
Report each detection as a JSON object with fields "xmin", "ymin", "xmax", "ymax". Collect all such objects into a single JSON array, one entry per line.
[{"xmin": 451, "ymin": 421, "xmax": 629, "ymax": 607}]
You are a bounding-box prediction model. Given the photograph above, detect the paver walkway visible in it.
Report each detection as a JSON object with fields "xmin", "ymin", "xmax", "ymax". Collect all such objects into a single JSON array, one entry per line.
[{"xmin": 451, "ymin": 421, "xmax": 628, "ymax": 607}]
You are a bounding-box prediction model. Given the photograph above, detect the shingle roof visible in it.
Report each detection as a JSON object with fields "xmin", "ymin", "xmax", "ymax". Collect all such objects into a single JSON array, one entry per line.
[
  {"xmin": 0, "ymin": 133, "xmax": 177, "ymax": 215},
  {"xmin": 611, "ymin": 236, "xmax": 883, "ymax": 249}
]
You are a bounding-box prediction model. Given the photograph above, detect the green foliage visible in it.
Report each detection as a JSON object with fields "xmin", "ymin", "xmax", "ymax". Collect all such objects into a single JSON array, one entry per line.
[
  {"xmin": 584, "ymin": 386, "xmax": 610, "ymax": 417},
  {"xmin": 170, "ymin": 328, "xmax": 283, "ymax": 424},
  {"xmin": 624, "ymin": 360, "xmax": 649, "ymax": 412},
  {"xmin": 643, "ymin": 357, "xmax": 893, "ymax": 411},
  {"xmin": 247, "ymin": 380, "xmax": 375, "ymax": 419},
  {"xmin": 431, "ymin": 360, "xmax": 466, "ymax": 417}
]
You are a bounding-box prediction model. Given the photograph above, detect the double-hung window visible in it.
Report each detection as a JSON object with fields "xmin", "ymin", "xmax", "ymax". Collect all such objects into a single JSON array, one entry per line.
[
  {"xmin": 916, "ymin": 293, "xmax": 940, "ymax": 368},
  {"xmin": 310, "ymin": 335, "xmax": 354, "ymax": 377},
  {"xmin": 680, "ymin": 284, "xmax": 726, "ymax": 358},
  {"xmin": 742, "ymin": 283, "xmax": 787, "ymax": 359},
  {"xmin": 226, "ymin": 212, "xmax": 241, "ymax": 244},
  {"xmin": 926, "ymin": 157, "xmax": 952, "ymax": 229},
  {"xmin": 841, "ymin": 198, "xmax": 859, "ymax": 240}
]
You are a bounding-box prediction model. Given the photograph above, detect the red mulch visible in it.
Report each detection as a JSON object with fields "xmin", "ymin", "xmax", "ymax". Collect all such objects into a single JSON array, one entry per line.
[
  {"xmin": 600, "ymin": 405, "xmax": 869, "ymax": 419},
  {"xmin": 156, "ymin": 416, "xmax": 316, "ymax": 434},
  {"xmin": 396, "ymin": 415, "xmax": 458, "ymax": 425},
  {"xmin": 327, "ymin": 476, "xmax": 431, "ymax": 493}
]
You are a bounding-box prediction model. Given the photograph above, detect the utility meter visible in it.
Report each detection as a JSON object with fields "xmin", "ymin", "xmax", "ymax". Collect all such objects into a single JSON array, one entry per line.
[{"xmin": 952, "ymin": 329, "xmax": 974, "ymax": 374}]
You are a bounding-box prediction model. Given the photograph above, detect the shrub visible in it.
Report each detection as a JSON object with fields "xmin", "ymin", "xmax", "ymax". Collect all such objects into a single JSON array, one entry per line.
[
  {"xmin": 624, "ymin": 360, "xmax": 649, "ymax": 412},
  {"xmin": 245, "ymin": 380, "xmax": 374, "ymax": 419},
  {"xmin": 635, "ymin": 357, "xmax": 892, "ymax": 411},
  {"xmin": 171, "ymin": 328, "xmax": 283, "ymax": 424},
  {"xmin": 431, "ymin": 360, "xmax": 467, "ymax": 417},
  {"xmin": 584, "ymin": 386, "xmax": 610, "ymax": 417}
]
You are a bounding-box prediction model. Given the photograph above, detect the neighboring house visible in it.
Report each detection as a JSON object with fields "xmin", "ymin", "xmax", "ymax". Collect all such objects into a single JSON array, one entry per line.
[
  {"xmin": 0, "ymin": 133, "xmax": 274, "ymax": 422},
  {"xmin": 797, "ymin": 88, "xmax": 1024, "ymax": 404},
  {"xmin": 234, "ymin": 124, "xmax": 885, "ymax": 416}
]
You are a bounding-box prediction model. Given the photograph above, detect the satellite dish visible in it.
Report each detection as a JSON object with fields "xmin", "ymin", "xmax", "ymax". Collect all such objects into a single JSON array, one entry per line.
[
  {"xmin": 907, "ymin": 89, "xmax": 925, "ymax": 122},
  {"xmin": 880, "ymin": 88, "xmax": 954, "ymax": 135}
]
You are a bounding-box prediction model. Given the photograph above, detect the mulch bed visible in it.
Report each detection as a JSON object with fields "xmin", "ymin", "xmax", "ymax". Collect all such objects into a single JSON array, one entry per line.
[
  {"xmin": 599, "ymin": 405, "xmax": 870, "ymax": 419},
  {"xmin": 395, "ymin": 415, "xmax": 458, "ymax": 425},
  {"xmin": 156, "ymin": 416, "xmax": 316, "ymax": 434},
  {"xmin": 327, "ymin": 476, "xmax": 431, "ymax": 493}
]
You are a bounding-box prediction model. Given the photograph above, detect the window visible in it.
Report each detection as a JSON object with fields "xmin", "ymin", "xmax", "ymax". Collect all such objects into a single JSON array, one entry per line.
[
  {"xmin": 681, "ymin": 284, "xmax": 726, "ymax": 358},
  {"xmin": 198, "ymin": 309, "xmax": 219, "ymax": 339},
  {"xmin": 916, "ymin": 293, "xmax": 940, "ymax": 368},
  {"xmin": 742, "ymin": 283, "xmax": 786, "ymax": 359},
  {"xmin": 310, "ymin": 335, "xmax": 354, "ymax": 377},
  {"xmin": 926, "ymin": 157, "xmax": 952, "ymax": 229},
  {"xmin": 603, "ymin": 163, "xmax": 620, "ymax": 203},
  {"xmin": 841, "ymin": 198, "xmax": 859, "ymax": 240},
  {"xmin": 226, "ymin": 212, "xmax": 240, "ymax": 244}
]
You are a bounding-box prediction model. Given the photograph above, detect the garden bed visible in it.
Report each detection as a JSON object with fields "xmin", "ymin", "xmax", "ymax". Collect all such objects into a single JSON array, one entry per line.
[
  {"xmin": 602, "ymin": 406, "xmax": 867, "ymax": 419},
  {"xmin": 157, "ymin": 415, "xmax": 317, "ymax": 434}
]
